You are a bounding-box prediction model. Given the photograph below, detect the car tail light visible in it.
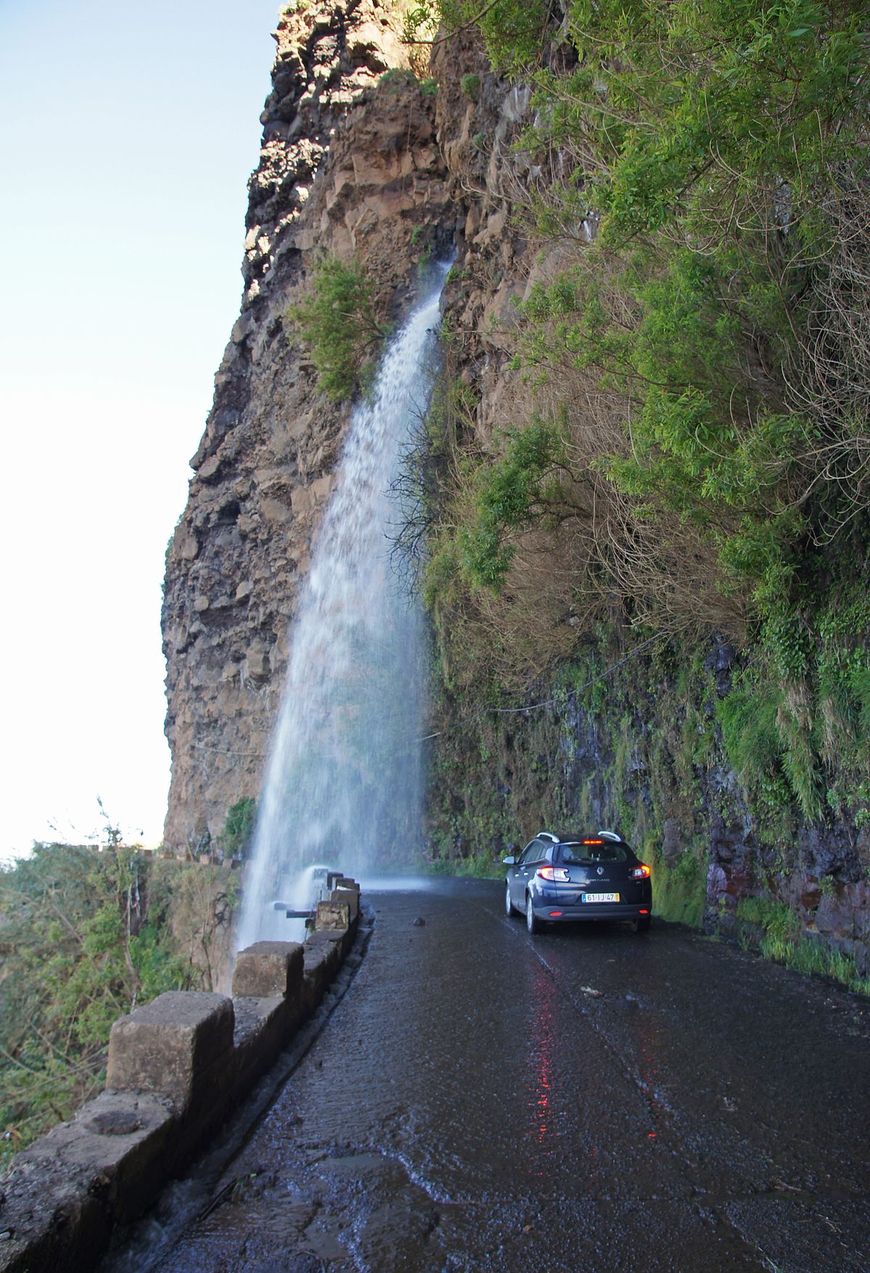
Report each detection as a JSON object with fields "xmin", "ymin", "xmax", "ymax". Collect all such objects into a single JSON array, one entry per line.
[
  {"xmin": 639, "ymin": 908, "xmax": 650, "ymax": 915},
  {"xmin": 630, "ymin": 864, "xmax": 651, "ymax": 879},
  {"xmin": 549, "ymin": 910, "xmax": 563, "ymax": 917},
  {"xmin": 536, "ymin": 866, "xmax": 570, "ymax": 882}
]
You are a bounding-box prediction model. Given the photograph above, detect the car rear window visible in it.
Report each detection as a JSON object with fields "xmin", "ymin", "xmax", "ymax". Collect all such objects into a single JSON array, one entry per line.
[{"xmin": 559, "ymin": 841, "xmax": 631, "ymax": 865}]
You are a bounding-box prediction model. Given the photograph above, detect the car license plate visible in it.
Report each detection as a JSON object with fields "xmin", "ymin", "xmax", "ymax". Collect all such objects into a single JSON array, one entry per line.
[{"xmin": 582, "ymin": 892, "xmax": 620, "ymax": 903}]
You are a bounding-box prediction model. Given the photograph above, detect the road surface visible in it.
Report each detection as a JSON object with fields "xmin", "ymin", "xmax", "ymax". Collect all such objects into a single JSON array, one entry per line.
[{"xmin": 109, "ymin": 877, "xmax": 870, "ymax": 1272}]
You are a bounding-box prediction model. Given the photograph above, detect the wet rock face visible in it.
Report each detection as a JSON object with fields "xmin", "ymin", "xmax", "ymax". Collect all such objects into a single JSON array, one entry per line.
[{"xmin": 162, "ymin": 2, "xmax": 449, "ymax": 850}]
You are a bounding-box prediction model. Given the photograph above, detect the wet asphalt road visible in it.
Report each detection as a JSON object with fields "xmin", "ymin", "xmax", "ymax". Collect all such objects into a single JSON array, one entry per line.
[{"xmin": 129, "ymin": 878, "xmax": 868, "ymax": 1272}]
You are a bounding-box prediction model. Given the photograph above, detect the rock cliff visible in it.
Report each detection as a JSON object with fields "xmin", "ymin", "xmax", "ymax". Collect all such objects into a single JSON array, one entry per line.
[
  {"xmin": 163, "ymin": 4, "xmax": 868, "ymax": 983},
  {"xmin": 162, "ymin": 1, "xmax": 452, "ymax": 850}
]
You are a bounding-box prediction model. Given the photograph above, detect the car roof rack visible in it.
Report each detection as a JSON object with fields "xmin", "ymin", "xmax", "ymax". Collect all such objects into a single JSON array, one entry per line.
[
  {"xmin": 597, "ymin": 829, "xmax": 623, "ymax": 842},
  {"xmin": 537, "ymin": 830, "xmax": 560, "ymax": 843}
]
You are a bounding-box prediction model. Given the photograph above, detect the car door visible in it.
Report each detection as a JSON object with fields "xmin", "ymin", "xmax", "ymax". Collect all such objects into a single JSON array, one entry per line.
[
  {"xmin": 515, "ymin": 838, "xmax": 548, "ymax": 904},
  {"xmin": 510, "ymin": 840, "xmax": 537, "ymax": 907}
]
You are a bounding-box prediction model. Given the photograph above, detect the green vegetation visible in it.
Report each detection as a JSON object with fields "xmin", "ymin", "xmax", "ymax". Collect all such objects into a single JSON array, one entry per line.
[
  {"xmin": 411, "ymin": 0, "xmax": 868, "ymax": 874},
  {"xmin": 377, "ymin": 67, "xmax": 420, "ymax": 90},
  {"xmin": 287, "ymin": 255, "xmax": 387, "ymax": 401},
  {"xmin": 405, "ymin": 0, "xmax": 551, "ymax": 73},
  {"xmin": 459, "ymin": 72, "xmax": 480, "ymax": 101},
  {"xmin": 0, "ymin": 845, "xmax": 237, "ymax": 1164},
  {"xmin": 457, "ymin": 421, "xmax": 565, "ymax": 590},
  {"xmin": 222, "ymin": 797, "xmax": 257, "ymax": 859},
  {"xmin": 736, "ymin": 896, "xmax": 870, "ymax": 993},
  {"xmin": 425, "ymin": 849, "xmax": 503, "ymax": 878},
  {"xmin": 646, "ymin": 850, "xmax": 706, "ymax": 930}
]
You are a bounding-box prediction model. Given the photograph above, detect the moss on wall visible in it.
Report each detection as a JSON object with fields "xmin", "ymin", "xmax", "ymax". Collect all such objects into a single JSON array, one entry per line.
[{"xmin": 425, "ymin": 623, "xmax": 869, "ymax": 989}]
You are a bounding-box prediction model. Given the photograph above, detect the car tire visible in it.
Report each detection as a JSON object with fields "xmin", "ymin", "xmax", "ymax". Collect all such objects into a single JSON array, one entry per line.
[
  {"xmin": 634, "ymin": 915, "xmax": 651, "ymax": 933},
  {"xmin": 505, "ymin": 882, "xmax": 516, "ymax": 917},
  {"xmin": 526, "ymin": 893, "xmax": 541, "ymax": 934}
]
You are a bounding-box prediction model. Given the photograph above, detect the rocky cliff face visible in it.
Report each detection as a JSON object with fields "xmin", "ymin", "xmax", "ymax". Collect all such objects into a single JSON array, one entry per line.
[
  {"xmin": 163, "ymin": 6, "xmax": 867, "ymax": 982},
  {"xmin": 162, "ymin": 1, "xmax": 452, "ymax": 851}
]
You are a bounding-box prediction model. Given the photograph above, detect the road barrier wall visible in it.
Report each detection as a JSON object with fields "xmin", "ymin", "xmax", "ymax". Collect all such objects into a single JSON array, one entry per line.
[{"xmin": 0, "ymin": 882, "xmax": 362, "ymax": 1273}]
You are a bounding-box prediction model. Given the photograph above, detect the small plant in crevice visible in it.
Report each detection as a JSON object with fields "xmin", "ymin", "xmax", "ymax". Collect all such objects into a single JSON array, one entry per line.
[
  {"xmin": 377, "ymin": 67, "xmax": 419, "ymax": 91},
  {"xmin": 286, "ymin": 255, "xmax": 388, "ymax": 402},
  {"xmin": 460, "ymin": 72, "xmax": 481, "ymax": 101},
  {"xmin": 222, "ymin": 797, "xmax": 257, "ymax": 860}
]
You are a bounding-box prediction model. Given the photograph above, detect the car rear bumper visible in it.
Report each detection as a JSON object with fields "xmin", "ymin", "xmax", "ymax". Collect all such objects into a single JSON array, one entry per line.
[{"xmin": 531, "ymin": 899, "xmax": 651, "ymax": 922}]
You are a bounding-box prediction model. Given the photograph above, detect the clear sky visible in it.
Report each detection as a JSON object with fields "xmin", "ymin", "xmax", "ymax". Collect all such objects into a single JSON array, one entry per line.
[{"xmin": 0, "ymin": 0, "xmax": 281, "ymax": 856}]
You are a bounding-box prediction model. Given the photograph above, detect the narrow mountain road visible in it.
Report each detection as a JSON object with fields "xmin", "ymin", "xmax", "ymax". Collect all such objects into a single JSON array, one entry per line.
[{"xmin": 115, "ymin": 879, "xmax": 869, "ymax": 1272}]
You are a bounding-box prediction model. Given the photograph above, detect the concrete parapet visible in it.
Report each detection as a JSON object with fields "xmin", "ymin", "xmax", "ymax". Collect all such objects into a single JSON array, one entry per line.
[
  {"xmin": 316, "ymin": 898, "xmax": 350, "ymax": 930},
  {"xmin": 231, "ymin": 939, "xmax": 304, "ymax": 997},
  {"xmin": 332, "ymin": 885, "xmax": 360, "ymax": 921},
  {"xmin": 0, "ymin": 878, "xmax": 362, "ymax": 1273},
  {"xmin": 107, "ymin": 991, "xmax": 234, "ymax": 1111},
  {"xmin": 0, "ymin": 1092, "xmax": 176, "ymax": 1273}
]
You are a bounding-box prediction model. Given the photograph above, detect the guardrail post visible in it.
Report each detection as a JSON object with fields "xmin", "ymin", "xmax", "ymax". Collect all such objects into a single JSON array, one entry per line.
[
  {"xmin": 106, "ymin": 992, "xmax": 234, "ymax": 1112},
  {"xmin": 232, "ymin": 940, "xmax": 304, "ymax": 998}
]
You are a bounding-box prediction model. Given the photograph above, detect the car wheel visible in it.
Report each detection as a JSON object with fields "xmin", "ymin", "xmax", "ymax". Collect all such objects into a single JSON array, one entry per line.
[
  {"xmin": 634, "ymin": 915, "xmax": 651, "ymax": 933},
  {"xmin": 505, "ymin": 882, "xmax": 516, "ymax": 917},
  {"xmin": 526, "ymin": 893, "xmax": 541, "ymax": 934}
]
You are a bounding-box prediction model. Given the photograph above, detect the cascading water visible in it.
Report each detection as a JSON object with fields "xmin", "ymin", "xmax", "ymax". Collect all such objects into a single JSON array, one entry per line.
[{"xmin": 236, "ymin": 266, "xmax": 448, "ymax": 948}]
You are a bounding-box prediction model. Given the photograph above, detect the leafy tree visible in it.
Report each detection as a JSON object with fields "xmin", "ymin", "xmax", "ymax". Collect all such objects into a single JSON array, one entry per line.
[{"xmin": 287, "ymin": 256, "xmax": 387, "ymax": 401}]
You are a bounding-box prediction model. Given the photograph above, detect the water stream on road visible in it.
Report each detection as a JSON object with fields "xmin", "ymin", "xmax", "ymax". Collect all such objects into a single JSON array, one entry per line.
[{"xmin": 236, "ymin": 267, "xmax": 447, "ymax": 948}]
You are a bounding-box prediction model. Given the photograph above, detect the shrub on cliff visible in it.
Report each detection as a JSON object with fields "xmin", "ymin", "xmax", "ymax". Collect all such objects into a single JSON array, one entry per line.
[
  {"xmin": 416, "ymin": 0, "xmax": 869, "ymax": 831},
  {"xmin": 287, "ymin": 255, "xmax": 387, "ymax": 401},
  {"xmin": 222, "ymin": 797, "xmax": 257, "ymax": 860}
]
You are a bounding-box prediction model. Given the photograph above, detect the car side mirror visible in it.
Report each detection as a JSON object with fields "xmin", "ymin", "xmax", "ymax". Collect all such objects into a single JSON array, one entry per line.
[{"xmin": 502, "ymin": 855, "xmax": 516, "ymax": 866}]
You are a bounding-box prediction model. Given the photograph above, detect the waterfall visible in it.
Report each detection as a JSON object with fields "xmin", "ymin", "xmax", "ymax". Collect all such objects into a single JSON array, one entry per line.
[{"xmin": 236, "ymin": 267, "xmax": 447, "ymax": 947}]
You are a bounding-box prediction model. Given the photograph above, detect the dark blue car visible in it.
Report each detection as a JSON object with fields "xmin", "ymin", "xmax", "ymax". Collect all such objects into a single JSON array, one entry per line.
[{"xmin": 503, "ymin": 830, "xmax": 652, "ymax": 934}]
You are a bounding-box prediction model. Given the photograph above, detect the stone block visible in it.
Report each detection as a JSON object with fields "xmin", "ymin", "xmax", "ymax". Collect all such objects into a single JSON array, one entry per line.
[
  {"xmin": 0, "ymin": 1093, "xmax": 176, "ymax": 1272},
  {"xmin": 315, "ymin": 900, "xmax": 350, "ymax": 931},
  {"xmin": 197, "ymin": 454, "xmax": 222, "ymax": 482},
  {"xmin": 232, "ymin": 995, "xmax": 301, "ymax": 1093},
  {"xmin": 302, "ymin": 935, "xmax": 345, "ymax": 1013},
  {"xmin": 106, "ymin": 992, "xmax": 234, "ymax": 1111},
  {"xmin": 303, "ymin": 939, "xmax": 338, "ymax": 987},
  {"xmin": 232, "ymin": 941, "xmax": 304, "ymax": 998},
  {"xmin": 331, "ymin": 886, "xmax": 359, "ymax": 922}
]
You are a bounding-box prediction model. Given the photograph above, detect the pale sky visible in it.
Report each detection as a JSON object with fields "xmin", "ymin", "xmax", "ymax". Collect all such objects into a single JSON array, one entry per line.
[{"xmin": 0, "ymin": 0, "xmax": 281, "ymax": 855}]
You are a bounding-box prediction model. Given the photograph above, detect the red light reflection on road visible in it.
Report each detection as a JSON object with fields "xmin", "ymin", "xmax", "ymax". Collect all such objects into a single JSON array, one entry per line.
[
  {"xmin": 636, "ymin": 1008, "xmax": 664, "ymax": 1144},
  {"xmin": 530, "ymin": 963, "xmax": 556, "ymax": 1158}
]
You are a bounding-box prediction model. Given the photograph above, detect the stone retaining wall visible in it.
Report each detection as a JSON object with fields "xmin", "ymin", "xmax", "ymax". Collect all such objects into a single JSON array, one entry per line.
[{"xmin": 0, "ymin": 881, "xmax": 361, "ymax": 1273}]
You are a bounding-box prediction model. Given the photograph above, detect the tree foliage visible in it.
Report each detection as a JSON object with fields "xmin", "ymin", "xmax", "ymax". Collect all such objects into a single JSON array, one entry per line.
[
  {"xmin": 417, "ymin": 0, "xmax": 869, "ymax": 826},
  {"xmin": 287, "ymin": 255, "xmax": 387, "ymax": 401},
  {"xmin": 0, "ymin": 846, "xmax": 202, "ymax": 1164}
]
